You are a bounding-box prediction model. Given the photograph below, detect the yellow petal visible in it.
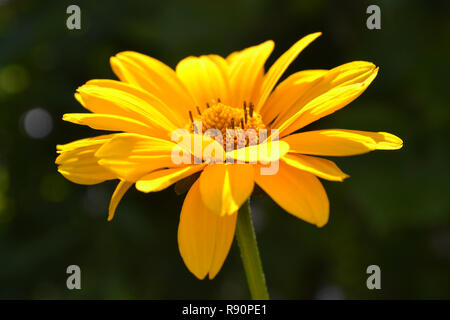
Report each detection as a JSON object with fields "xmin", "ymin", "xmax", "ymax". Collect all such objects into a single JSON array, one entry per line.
[
  {"xmin": 95, "ymin": 133, "xmax": 179, "ymax": 181},
  {"xmin": 108, "ymin": 180, "xmax": 133, "ymax": 221},
  {"xmin": 260, "ymin": 69, "xmax": 327, "ymax": 124},
  {"xmin": 283, "ymin": 129, "xmax": 403, "ymax": 156},
  {"xmin": 282, "ymin": 154, "xmax": 349, "ymax": 182},
  {"xmin": 56, "ymin": 135, "xmax": 116, "ymax": 185},
  {"xmin": 110, "ymin": 52, "xmax": 195, "ymax": 119},
  {"xmin": 207, "ymin": 209, "xmax": 238, "ymax": 280},
  {"xmin": 199, "ymin": 164, "xmax": 254, "ymax": 216},
  {"xmin": 226, "ymin": 50, "xmax": 240, "ymax": 65},
  {"xmin": 275, "ymin": 62, "xmax": 379, "ymax": 137},
  {"xmin": 136, "ymin": 164, "xmax": 206, "ymax": 193},
  {"xmin": 227, "ymin": 40, "xmax": 274, "ymax": 107},
  {"xmin": 273, "ymin": 61, "xmax": 377, "ymax": 129},
  {"xmin": 225, "ymin": 140, "xmax": 289, "ymax": 163},
  {"xmin": 176, "ymin": 55, "xmax": 231, "ymax": 108},
  {"xmin": 82, "ymin": 79, "xmax": 187, "ymax": 128},
  {"xmin": 255, "ymin": 32, "xmax": 322, "ymax": 111},
  {"xmin": 178, "ymin": 181, "xmax": 237, "ymax": 279},
  {"xmin": 76, "ymin": 84, "xmax": 178, "ymax": 139},
  {"xmin": 63, "ymin": 113, "xmax": 156, "ymax": 136},
  {"xmin": 254, "ymin": 161, "xmax": 329, "ymax": 227},
  {"xmin": 56, "ymin": 134, "xmax": 113, "ymax": 153}
]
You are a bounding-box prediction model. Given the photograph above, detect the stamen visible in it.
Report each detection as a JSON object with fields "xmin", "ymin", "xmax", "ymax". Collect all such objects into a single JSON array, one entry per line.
[
  {"xmin": 206, "ymin": 102, "xmax": 210, "ymax": 108},
  {"xmin": 217, "ymin": 98, "xmax": 221, "ymax": 103},
  {"xmin": 244, "ymin": 105, "xmax": 248, "ymax": 124},
  {"xmin": 189, "ymin": 102, "xmax": 265, "ymax": 149},
  {"xmin": 196, "ymin": 106, "xmax": 202, "ymax": 115}
]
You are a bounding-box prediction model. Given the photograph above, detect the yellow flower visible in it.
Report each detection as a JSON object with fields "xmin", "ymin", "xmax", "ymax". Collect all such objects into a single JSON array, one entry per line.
[{"xmin": 56, "ymin": 32, "xmax": 403, "ymax": 280}]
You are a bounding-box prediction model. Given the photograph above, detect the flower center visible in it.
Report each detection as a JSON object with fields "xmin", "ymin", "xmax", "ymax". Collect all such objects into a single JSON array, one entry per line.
[{"xmin": 188, "ymin": 101, "xmax": 266, "ymax": 150}]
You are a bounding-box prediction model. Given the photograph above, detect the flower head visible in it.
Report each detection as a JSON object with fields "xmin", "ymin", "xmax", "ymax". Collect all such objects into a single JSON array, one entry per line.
[{"xmin": 56, "ymin": 32, "xmax": 402, "ymax": 280}]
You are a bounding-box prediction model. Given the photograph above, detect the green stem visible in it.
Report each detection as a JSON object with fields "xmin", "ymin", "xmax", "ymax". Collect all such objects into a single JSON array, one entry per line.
[{"xmin": 236, "ymin": 198, "xmax": 269, "ymax": 300}]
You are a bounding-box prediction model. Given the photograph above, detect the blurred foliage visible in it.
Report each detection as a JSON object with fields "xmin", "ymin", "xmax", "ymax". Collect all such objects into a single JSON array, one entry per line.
[{"xmin": 0, "ymin": 0, "xmax": 449, "ymax": 299}]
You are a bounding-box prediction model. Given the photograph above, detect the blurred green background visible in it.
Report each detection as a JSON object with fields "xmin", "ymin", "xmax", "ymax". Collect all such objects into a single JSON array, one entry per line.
[{"xmin": 0, "ymin": 0, "xmax": 449, "ymax": 299}]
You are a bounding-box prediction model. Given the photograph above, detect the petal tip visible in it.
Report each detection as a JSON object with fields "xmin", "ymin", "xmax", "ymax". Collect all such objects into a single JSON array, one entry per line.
[
  {"xmin": 109, "ymin": 56, "xmax": 121, "ymax": 69},
  {"xmin": 306, "ymin": 32, "xmax": 322, "ymax": 42},
  {"xmin": 314, "ymin": 212, "xmax": 329, "ymax": 228},
  {"xmin": 315, "ymin": 220, "xmax": 328, "ymax": 228},
  {"xmin": 193, "ymin": 271, "xmax": 207, "ymax": 280}
]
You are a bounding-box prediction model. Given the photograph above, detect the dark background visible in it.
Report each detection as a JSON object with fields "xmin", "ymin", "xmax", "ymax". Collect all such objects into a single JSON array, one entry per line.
[{"xmin": 0, "ymin": 0, "xmax": 449, "ymax": 299}]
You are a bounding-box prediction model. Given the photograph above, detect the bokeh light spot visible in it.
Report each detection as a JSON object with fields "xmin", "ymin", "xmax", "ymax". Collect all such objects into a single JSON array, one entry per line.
[
  {"xmin": 0, "ymin": 64, "xmax": 29, "ymax": 94},
  {"xmin": 23, "ymin": 107, "xmax": 53, "ymax": 139}
]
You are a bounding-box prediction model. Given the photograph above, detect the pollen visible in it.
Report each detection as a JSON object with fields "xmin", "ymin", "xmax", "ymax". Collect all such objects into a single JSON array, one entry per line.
[{"xmin": 188, "ymin": 101, "xmax": 266, "ymax": 149}]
